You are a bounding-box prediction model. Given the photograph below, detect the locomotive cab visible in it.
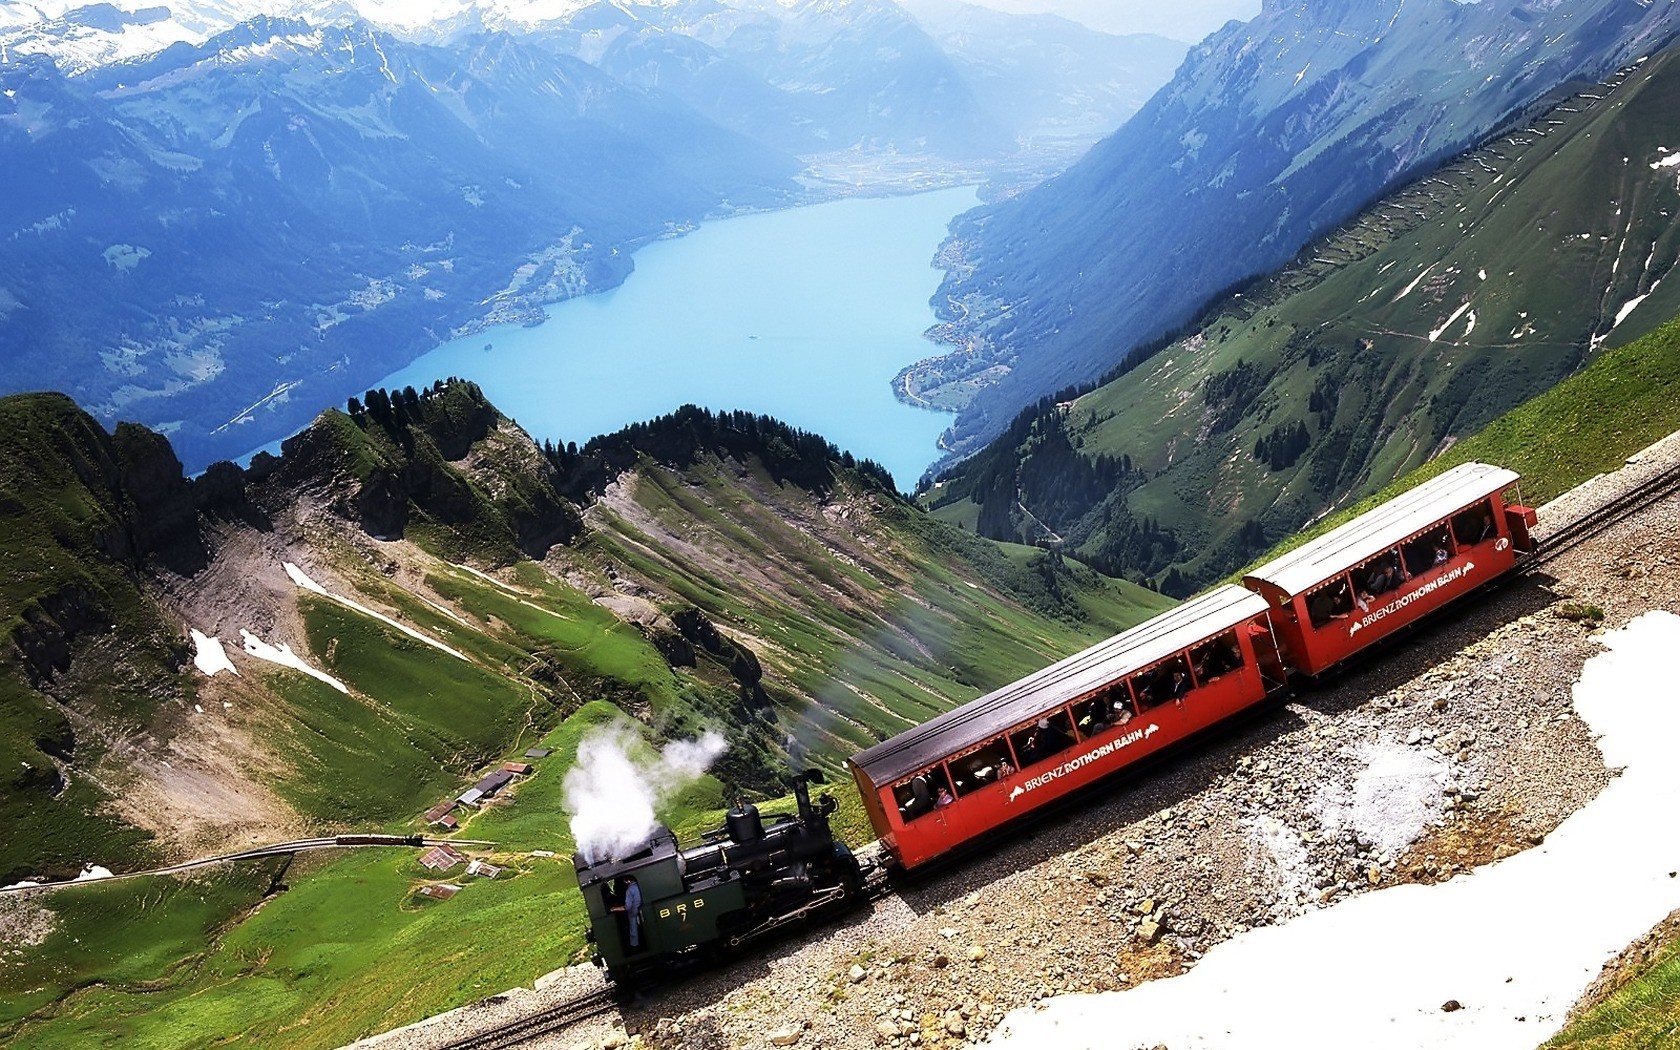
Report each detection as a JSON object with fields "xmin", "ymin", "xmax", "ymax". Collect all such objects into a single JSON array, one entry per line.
[{"xmin": 575, "ymin": 770, "xmax": 861, "ymax": 985}]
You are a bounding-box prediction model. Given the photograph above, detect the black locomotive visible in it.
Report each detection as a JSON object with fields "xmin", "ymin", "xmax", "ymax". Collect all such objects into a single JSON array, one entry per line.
[{"xmin": 575, "ymin": 770, "xmax": 863, "ymax": 984}]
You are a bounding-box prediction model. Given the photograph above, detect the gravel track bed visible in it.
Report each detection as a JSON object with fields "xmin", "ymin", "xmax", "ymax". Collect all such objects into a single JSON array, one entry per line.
[{"xmin": 360, "ymin": 435, "xmax": 1680, "ymax": 1050}]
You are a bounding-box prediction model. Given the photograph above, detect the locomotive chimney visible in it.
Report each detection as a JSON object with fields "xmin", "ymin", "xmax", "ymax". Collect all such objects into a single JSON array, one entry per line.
[
  {"xmin": 726, "ymin": 799, "xmax": 764, "ymax": 843},
  {"xmin": 791, "ymin": 768, "xmax": 830, "ymax": 824}
]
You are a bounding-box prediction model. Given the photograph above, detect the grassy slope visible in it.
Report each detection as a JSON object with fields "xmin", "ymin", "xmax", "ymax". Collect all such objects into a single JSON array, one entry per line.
[
  {"xmin": 1, "ymin": 400, "xmax": 1168, "ymax": 1048},
  {"xmin": 1545, "ymin": 933, "xmax": 1680, "ymax": 1048},
  {"xmin": 0, "ymin": 701, "xmax": 852, "ymax": 1050},
  {"xmin": 0, "ymin": 394, "xmax": 192, "ymax": 881},
  {"xmin": 1238, "ymin": 308, "xmax": 1680, "ymax": 570},
  {"xmin": 576, "ymin": 453, "xmax": 1171, "ymax": 765},
  {"xmin": 929, "ymin": 46, "xmax": 1680, "ymax": 588}
]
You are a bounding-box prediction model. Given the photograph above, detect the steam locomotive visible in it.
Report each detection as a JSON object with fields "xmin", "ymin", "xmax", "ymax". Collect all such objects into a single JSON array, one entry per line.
[{"xmin": 574, "ymin": 770, "xmax": 864, "ymax": 985}]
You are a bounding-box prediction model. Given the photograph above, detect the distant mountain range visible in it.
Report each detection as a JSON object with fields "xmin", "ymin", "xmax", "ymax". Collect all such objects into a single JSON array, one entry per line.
[
  {"xmin": 914, "ymin": 0, "xmax": 1680, "ymax": 459},
  {"xmin": 925, "ymin": 36, "xmax": 1680, "ymax": 592},
  {"xmin": 0, "ymin": 0, "xmax": 1183, "ymax": 471},
  {"xmin": 0, "ymin": 16, "xmax": 800, "ymax": 469}
]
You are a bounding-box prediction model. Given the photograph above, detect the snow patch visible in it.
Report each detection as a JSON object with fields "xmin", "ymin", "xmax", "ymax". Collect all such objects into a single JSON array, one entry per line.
[
  {"xmin": 1429, "ymin": 300, "xmax": 1474, "ymax": 343},
  {"xmin": 283, "ymin": 561, "xmax": 467, "ymax": 661},
  {"xmin": 190, "ymin": 628, "xmax": 238, "ymax": 677},
  {"xmin": 1247, "ymin": 815, "xmax": 1316, "ymax": 921},
  {"xmin": 453, "ymin": 562, "xmax": 526, "ymax": 595},
  {"xmin": 1615, "ymin": 292, "xmax": 1653, "ymax": 328},
  {"xmin": 1392, "ymin": 263, "xmax": 1435, "ymax": 302},
  {"xmin": 239, "ymin": 629, "xmax": 349, "ymax": 694},
  {"xmin": 989, "ymin": 612, "xmax": 1680, "ymax": 1050}
]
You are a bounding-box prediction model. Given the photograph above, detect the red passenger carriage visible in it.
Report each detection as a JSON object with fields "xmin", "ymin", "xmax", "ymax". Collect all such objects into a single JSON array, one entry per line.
[
  {"xmin": 1242, "ymin": 462, "xmax": 1536, "ymax": 676},
  {"xmin": 849, "ymin": 586, "xmax": 1288, "ymax": 869}
]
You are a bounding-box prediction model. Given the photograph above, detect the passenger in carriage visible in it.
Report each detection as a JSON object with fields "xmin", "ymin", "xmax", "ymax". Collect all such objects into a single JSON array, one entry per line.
[
  {"xmin": 1091, "ymin": 693, "xmax": 1112, "ymax": 728},
  {"xmin": 1329, "ymin": 581, "xmax": 1354, "ymax": 617},
  {"xmin": 1077, "ymin": 694, "xmax": 1112, "ymax": 736},
  {"xmin": 935, "ymin": 784, "xmax": 954, "ymax": 808},
  {"xmin": 1365, "ymin": 559, "xmax": 1398, "ymax": 596},
  {"xmin": 1170, "ymin": 669, "xmax": 1191, "ymax": 702},
  {"xmin": 1017, "ymin": 728, "xmax": 1042, "ymax": 766},
  {"xmin": 898, "ymin": 773, "xmax": 941, "ymax": 820},
  {"xmin": 1038, "ymin": 716, "xmax": 1070, "ymax": 754},
  {"xmin": 1308, "ymin": 588, "xmax": 1333, "ymax": 626},
  {"xmin": 1405, "ymin": 529, "xmax": 1452, "ymax": 575},
  {"xmin": 1472, "ymin": 509, "xmax": 1496, "ymax": 543},
  {"xmin": 1453, "ymin": 504, "xmax": 1497, "ymax": 546},
  {"xmin": 1196, "ymin": 637, "xmax": 1243, "ymax": 680}
]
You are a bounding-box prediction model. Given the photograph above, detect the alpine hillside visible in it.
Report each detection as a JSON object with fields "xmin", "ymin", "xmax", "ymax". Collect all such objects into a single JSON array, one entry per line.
[
  {"xmin": 925, "ymin": 37, "xmax": 1680, "ymax": 593},
  {"xmin": 0, "ymin": 378, "xmax": 1174, "ymax": 1050},
  {"xmin": 911, "ymin": 0, "xmax": 1680, "ymax": 458}
]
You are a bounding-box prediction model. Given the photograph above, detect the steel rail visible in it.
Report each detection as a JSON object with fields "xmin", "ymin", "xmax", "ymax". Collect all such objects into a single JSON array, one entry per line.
[
  {"xmin": 1527, "ymin": 461, "xmax": 1680, "ymax": 566},
  {"xmin": 430, "ymin": 987, "xmax": 618, "ymax": 1050}
]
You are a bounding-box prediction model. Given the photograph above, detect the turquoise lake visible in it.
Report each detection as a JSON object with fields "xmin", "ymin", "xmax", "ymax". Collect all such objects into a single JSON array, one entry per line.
[{"xmin": 373, "ymin": 185, "xmax": 979, "ymax": 491}]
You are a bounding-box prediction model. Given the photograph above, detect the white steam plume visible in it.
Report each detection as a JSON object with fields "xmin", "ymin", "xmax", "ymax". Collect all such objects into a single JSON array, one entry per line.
[{"xmin": 563, "ymin": 724, "xmax": 728, "ymax": 864}]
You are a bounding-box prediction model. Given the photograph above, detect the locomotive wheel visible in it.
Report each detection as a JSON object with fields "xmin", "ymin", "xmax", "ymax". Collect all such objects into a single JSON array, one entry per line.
[{"xmin": 720, "ymin": 914, "xmax": 750, "ymax": 950}]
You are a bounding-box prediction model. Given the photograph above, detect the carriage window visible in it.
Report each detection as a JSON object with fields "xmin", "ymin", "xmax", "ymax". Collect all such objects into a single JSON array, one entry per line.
[
  {"xmin": 1189, "ymin": 630, "xmax": 1244, "ymax": 683},
  {"xmin": 893, "ymin": 765, "xmax": 954, "ymax": 822},
  {"xmin": 1451, "ymin": 500, "xmax": 1498, "ymax": 547},
  {"xmin": 1130, "ymin": 655, "xmax": 1192, "ymax": 710},
  {"xmin": 1306, "ymin": 577, "xmax": 1355, "ymax": 629},
  {"xmin": 1009, "ymin": 709, "xmax": 1076, "ymax": 768},
  {"xmin": 949, "ymin": 738, "xmax": 1014, "ymax": 797},
  {"xmin": 1352, "ymin": 550, "xmax": 1403, "ymax": 602},
  {"xmin": 1072, "ymin": 686, "xmax": 1133, "ymax": 737},
  {"xmin": 1402, "ymin": 526, "xmax": 1454, "ymax": 576}
]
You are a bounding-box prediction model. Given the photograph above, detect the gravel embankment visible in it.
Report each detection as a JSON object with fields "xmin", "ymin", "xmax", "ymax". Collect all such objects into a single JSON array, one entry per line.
[{"xmin": 359, "ymin": 432, "xmax": 1680, "ymax": 1050}]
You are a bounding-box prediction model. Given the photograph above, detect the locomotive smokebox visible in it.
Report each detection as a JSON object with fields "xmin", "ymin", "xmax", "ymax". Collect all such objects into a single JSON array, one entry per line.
[{"xmin": 726, "ymin": 802, "xmax": 764, "ymax": 844}]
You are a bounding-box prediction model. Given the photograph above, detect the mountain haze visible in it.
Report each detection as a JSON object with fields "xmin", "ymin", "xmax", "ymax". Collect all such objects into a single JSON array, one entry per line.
[
  {"xmin": 0, "ymin": 0, "xmax": 1184, "ymax": 471},
  {"xmin": 0, "ymin": 17, "xmax": 799, "ymax": 469}
]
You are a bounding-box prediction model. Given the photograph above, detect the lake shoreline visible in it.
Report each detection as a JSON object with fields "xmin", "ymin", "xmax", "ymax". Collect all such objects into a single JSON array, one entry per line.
[{"xmin": 359, "ymin": 185, "xmax": 982, "ymax": 492}]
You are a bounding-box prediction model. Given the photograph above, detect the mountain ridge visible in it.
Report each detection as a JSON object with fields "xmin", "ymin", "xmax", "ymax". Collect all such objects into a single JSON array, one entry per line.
[{"xmin": 0, "ymin": 380, "xmax": 1168, "ymax": 886}]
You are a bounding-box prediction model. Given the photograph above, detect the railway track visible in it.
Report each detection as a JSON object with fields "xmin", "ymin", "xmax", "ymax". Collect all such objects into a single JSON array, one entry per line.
[
  {"xmin": 431, "ymin": 987, "xmax": 618, "ymax": 1050},
  {"xmin": 1528, "ymin": 459, "xmax": 1680, "ymax": 566}
]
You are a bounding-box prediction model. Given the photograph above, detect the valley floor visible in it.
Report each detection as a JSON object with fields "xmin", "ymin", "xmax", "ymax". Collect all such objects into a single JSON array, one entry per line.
[{"xmin": 355, "ymin": 433, "xmax": 1680, "ymax": 1050}]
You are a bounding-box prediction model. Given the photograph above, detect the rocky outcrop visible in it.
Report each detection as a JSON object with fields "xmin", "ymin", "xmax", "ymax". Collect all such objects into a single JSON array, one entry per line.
[
  {"xmin": 673, "ymin": 606, "xmax": 770, "ymax": 710},
  {"xmin": 13, "ymin": 582, "xmax": 108, "ymax": 687},
  {"xmin": 253, "ymin": 381, "xmax": 583, "ymax": 557}
]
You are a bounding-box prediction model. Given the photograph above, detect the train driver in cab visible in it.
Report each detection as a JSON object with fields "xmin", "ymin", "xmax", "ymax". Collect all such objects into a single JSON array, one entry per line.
[{"xmin": 612, "ymin": 876, "xmax": 643, "ymax": 951}]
